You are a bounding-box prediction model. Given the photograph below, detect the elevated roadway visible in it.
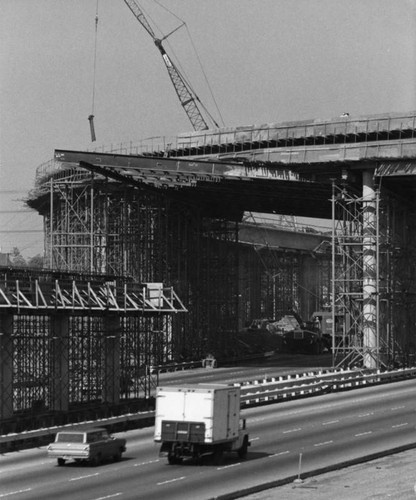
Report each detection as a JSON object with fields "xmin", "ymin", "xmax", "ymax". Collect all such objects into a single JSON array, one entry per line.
[
  {"xmin": 46, "ymin": 111, "xmax": 416, "ymax": 222},
  {"xmin": 48, "ymin": 149, "xmax": 333, "ymax": 220}
]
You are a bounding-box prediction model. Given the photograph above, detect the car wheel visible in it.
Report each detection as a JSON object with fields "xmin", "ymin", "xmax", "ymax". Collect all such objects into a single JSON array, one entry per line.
[
  {"xmin": 90, "ymin": 454, "xmax": 100, "ymax": 467},
  {"xmin": 57, "ymin": 458, "xmax": 65, "ymax": 466}
]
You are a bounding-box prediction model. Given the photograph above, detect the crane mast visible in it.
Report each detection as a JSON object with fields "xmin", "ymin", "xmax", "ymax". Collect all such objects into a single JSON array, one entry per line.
[{"xmin": 123, "ymin": 0, "xmax": 218, "ymax": 131}]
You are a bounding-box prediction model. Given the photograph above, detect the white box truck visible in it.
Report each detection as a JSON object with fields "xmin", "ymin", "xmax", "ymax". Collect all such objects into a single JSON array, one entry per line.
[{"xmin": 154, "ymin": 384, "xmax": 249, "ymax": 464}]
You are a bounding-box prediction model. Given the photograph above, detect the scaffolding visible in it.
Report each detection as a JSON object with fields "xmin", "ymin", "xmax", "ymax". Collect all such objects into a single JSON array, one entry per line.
[
  {"xmin": 332, "ymin": 180, "xmax": 416, "ymax": 368},
  {"xmin": 4, "ymin": 156, "xmax": 334, "ymax": 431},
  {"xmin": 0, "ymin": 266, "xmax": 186, "ymax": 432}
]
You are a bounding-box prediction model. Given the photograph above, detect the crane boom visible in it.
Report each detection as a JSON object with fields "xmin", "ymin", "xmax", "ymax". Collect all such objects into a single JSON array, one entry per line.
[{"xmin": 123, "ymin": 0, "xmax": 218, "ymax": 131}]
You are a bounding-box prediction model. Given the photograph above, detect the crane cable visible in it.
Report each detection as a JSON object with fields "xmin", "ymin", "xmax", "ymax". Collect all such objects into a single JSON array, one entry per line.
[
  {"xmin": 88, "ymin": 0, "xmax": 99, "ymax": 142},
  {"xmin": 153, "ymin": 0, "xmax": 225, "ymax": 128},
  {"xmin": 184, "ymin": 25, "xmax": 225, "ymax": 128}
]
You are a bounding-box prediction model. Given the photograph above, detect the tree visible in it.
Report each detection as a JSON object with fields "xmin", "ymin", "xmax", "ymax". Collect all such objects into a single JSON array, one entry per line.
[
  {"xmin": 10, "ymin": 247, "xmax": 27, "ymax": 267},
  {"xmin": 27, "ymin": 254, "xmax": 44, "ymax": 269}
]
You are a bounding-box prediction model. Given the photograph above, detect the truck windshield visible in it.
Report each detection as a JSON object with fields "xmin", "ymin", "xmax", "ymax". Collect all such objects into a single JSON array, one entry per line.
[{"xmin": 56, "ymin": 433, "xmax": 84, "ymax": 443}]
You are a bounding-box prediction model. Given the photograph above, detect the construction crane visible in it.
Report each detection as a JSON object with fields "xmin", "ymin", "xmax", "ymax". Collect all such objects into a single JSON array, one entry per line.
[{"xmin": 123, "ymin": 0, "xmax": 220, "ymax": 131}]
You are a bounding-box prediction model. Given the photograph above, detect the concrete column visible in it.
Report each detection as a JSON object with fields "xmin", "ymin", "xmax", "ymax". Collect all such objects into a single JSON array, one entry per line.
[
  {"xmin": 237, "ymin": 251, "xmax": 246, "ymax": 332},
  {"xmin": 102, "ymin": 315, "xmax": 121, "ymax": 404},
  {"xmin": 0, "ymin": 314, "xmax": 14, "ymax": 419},
  {"xmin": 50, "ymin": 314, "xmax": 70, "ymax": 412},
  {"xmin": 362, "ymin": 170, "xmax": 378, "ymax": 368},
  {"xmin": 298, "ymin": 254, "xmax": 320, "ymax": 322}
]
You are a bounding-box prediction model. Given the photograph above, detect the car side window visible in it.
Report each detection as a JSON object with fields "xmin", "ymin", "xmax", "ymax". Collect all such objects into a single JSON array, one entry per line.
[{"xmin": 87, "ymin": 432, "xmax": 99, "ymax": 443}]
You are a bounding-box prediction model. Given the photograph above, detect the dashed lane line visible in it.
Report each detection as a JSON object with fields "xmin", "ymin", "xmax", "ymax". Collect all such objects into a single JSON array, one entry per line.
[
  {"xmin": 314, "ymin": 440, "xmax": 333, "ymax": 447},
  {"xmin": 70, "ymin": 472, "xmax": 100, "ymax": 481},
  {"xmin": 322, "ymin": 420, "xmax": 339, "ymax": 425},
  {"xmin": 93, "ymin": 494, "xmax": 123, "ymax": 500},
  {"xmin": 283, "ymin": 428, "xmax": 302, "ymax": 434},
  {"xmin": 134, "ymin": 459, "xmax": 160, "ymax": 466},
  {"xmin": 0, "ymin": 489, "xmax": 32, "ymax": 498},
  {"xmin": 157, "ymin": 476, "xmax": 186, "ymax": 486},
  {"xmin": 392, "ymin": 423, "xmax": 409, "ymax": 428},
  {"xmin": 217, "ymin": 463, "xmax": 241, "ymax": 470},
  {"xmin": 268, "ymin": 450, "xmax": 290, "ymax": 458},
  {"xmin": 354, "ymin": 431, "xmax": 372, "ymax": 437}
]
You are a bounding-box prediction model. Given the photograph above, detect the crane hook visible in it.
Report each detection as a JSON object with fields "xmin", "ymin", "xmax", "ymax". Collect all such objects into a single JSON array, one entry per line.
[
  {"xmin": 88, "ymin": 0, "xmax": 99, "ymax": 142},
  {"xmin": 88, "ymin": 115, "xmax": 96, "ymax": 142}
]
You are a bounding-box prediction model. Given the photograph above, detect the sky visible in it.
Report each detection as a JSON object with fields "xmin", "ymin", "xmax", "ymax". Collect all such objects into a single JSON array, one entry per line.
[{"xmin": 1, "ymin": 0, "xmax": 416, "ymax": 257}]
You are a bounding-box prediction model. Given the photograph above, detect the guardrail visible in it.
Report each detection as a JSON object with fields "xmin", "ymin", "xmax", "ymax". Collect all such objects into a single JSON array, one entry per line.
[
  {"xmin": 2, "ymin": 366, "xmax": 416, "ymax": 452},
  {"xmin": 239, "ymin": 366, "xmax": 416, "ymax": 405},
  {"xmin": 150, "ymin": 360, "xmax": 203, "ymax": 373},
  {"xmin": 0, "ymin": 411, "xmax": 155, "ymax": 451}
]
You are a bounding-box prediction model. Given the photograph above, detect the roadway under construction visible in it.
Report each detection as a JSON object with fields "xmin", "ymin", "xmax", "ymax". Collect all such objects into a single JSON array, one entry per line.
[{"xmin": 2, "ymin": 110, "xmax": 416, "ymax": 432}]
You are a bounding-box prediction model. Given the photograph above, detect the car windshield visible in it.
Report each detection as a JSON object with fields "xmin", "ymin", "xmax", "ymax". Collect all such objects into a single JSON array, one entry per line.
[{"xmin": 56, "ymin": 432, "xmax": 84, "ymax": 443}]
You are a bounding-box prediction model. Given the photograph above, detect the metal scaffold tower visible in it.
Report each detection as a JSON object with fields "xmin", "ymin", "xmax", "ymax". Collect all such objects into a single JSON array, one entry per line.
[
  {"xmin": 331, "ymin": 176, "xmax": 416, "ymax": 369},
  {"xmin": 38, "ymin": 169, "xmax": 242, "ymax": 360},
  {"xmin": 331, "ymin": 180, "xmax": 381, "ymax": 368},
  {"xmin": 0, "ymin": 266, "xmax": 187, "ymax": 431}
]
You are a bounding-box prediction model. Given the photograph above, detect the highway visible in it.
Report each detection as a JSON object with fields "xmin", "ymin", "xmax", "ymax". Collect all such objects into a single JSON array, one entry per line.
[{"xmin": 1, "ymin": 378, "xmax": 415, "ymax": 500}]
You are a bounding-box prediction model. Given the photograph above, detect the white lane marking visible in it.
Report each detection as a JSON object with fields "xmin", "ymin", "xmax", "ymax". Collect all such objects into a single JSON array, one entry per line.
[
  {"xmin": 269, "ymin": 450, "xmax": 290, "ymax": 457},
  {"xmin": 134, "ymin": 459, "xmax": 160, "ymax": 466},
  {"xmin": 250, "ymin": 437, "xmax": 260, "ymax": 441},
  {"xmin": 157, "ymin": 476, "xmax": 186, "ymax": 486},
  {"xmin": 392, "ymin": 423, "xmax": 408, "ymax": 428},
  {"xmin": 283, "ymin": 428, "xmax": 302, "ymax": 434},
  {"xmin": 391, "ymin": 406, "xmax": 405, "ymax": 411},
  {"xmin": 70, "ymin": 472, "xmax": 100, "ymax": 481},
  {"xmin": 0, "ymin": 489, "xmax": 32, "ymax": 498},
  {"xmin": 217, "ymin": 463, "xmax": 241, "ymax": 470},
  {"xmin": 0, "ymin": 461, "xmax": 51, "ymax": 474},
  {"xmin": 94, "ymin": 494, "xmax": 123, "ymax": 500},
  {"xmin": 358, "ymin": 412, "xmax": 374, "ymax": 417},
  {"xmin": 314, "ymin": 441, "xmax": 333, "ymax": 447},
  {"xmin": 355, "ymin": 431, "xmax": 372, "ymax": 437},
  {"xmin": 322, "ymin": 420, "xmax": 339, "ymax": 425}
]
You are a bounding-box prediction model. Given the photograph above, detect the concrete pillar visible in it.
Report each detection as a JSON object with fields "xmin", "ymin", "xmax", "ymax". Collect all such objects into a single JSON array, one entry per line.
[
  {"xmin": 0, "ymin": 314, "xmax": 14, "ymax": 419},
  {"xmin": 362, "ymin": 170, "xmax": 378, "ymax": 368},
  {"xmin": 298, "ymin": 254, "xmax": 320, "ymax": 322},
  {"xmin": 102, "ymin": 315, "xmax": 121, "ymax": 404},
  {"xmin": 50, "ymin": 314, "xmax": 70, "ymax": 412},
  {"xmin": 237, "ymin": 252, "xmax": 246, "ymax": 331}
]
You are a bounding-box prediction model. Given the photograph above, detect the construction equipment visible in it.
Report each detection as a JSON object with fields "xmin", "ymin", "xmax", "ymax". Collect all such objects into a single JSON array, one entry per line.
[{"xmin": 123, "ymin": 0, "xmax": 219, "ymax": 131}]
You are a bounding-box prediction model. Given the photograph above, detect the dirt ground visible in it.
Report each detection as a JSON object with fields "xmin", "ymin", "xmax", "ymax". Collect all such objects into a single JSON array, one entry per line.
[{"xmin": 240, "ymin": 448, "xmax": 416, "ymax": 500}]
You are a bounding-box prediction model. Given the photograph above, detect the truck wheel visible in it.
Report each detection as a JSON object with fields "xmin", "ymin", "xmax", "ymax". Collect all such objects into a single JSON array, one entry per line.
[
  {"xmin": 113, "ymin": 449, "xmax": 122, "ymax": 462},
  {"xmin": 213, "ymin": 449, "xmax": 224, "ymax": 465},
  {"xmin": 238, "ymin": 437, "xmax": 249, "ymax": 459},
  {"xmin": 57, "ymin": 458, "xmax": 65, "ymax": 466},
  {"xmin": 167, "ymin": 454, "xmax": 181, "ymax": 465}
]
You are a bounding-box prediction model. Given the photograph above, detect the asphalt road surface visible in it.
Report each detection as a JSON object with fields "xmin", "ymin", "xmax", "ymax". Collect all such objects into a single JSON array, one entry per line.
[{"xmin": 1, "ymin": 379, "xmax": 415, "ymax": 499}]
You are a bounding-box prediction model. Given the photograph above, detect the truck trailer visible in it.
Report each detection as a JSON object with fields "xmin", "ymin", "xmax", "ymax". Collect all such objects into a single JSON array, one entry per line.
[{"xmin": 154, "ymin": 384, "xmax": 250, "ymax": 464}]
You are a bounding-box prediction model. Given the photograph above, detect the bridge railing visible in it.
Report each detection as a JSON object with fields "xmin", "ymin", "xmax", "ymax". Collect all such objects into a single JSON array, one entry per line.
[{"xmin": 238, "ymin": 367, "xmax": 416, "ymax": 405}]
